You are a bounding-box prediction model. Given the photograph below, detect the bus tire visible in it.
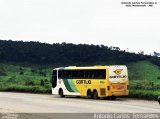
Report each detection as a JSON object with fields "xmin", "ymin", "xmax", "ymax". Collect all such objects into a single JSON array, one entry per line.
[
  {"xmin": 59, "ymin": 88, "xmax": 65, "ymax": 98},
  {"xmin": 93, "ymin": 90, "xmax": 98, "ymax": 99},
  {"xmin": 111, "ymin": 96, "xmax": 116, "ymax": 100},
  {"xmin": 87, "ymin": 89, "xmax": 93, "ymax": 99}
]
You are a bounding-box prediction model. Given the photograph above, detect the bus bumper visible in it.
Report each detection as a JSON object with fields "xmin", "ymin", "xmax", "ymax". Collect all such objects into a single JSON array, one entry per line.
[{"xmin": 108, "ymin": 90, "xmax": 129, "ymax": 97}]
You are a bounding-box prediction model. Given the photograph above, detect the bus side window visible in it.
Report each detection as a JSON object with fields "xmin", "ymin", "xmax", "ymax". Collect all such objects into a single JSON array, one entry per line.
[
  {"xmin": 68, "ymin": 70, "xmax": 72, "ymax": 78},
  {"xmin": 102, "ymin": 70, "xmax": 106, "ymax": 79}
]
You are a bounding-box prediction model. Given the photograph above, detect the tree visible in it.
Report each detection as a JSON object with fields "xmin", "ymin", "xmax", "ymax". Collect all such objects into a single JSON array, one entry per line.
[
  {"xmin": 40, "ymin": 79, "xmax": 45, "ymax": 86},
  {"xmin": 0, "ymin": 40, "xmax": 159, "ymax": 67},
  {"xmin": 153, "ymin": 52, "xmax": 160, "ymax": 57}
]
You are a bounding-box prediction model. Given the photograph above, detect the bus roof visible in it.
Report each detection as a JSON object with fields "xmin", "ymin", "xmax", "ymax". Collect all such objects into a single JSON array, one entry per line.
[{"xmin": 53, "ymin": 65, "xmax": 126, "ymax": 70}]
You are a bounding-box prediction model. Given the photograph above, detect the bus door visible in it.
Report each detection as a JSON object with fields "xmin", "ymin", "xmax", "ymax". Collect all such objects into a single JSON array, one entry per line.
[{"xmin": 52, "ymin": 70, "xmax": 57, "ymax": 88}]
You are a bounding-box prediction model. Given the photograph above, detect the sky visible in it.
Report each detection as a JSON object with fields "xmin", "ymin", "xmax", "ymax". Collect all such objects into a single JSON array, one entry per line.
[{"xmin": 0, "ymin": 0, "xmax": 159, "ymax": 54}]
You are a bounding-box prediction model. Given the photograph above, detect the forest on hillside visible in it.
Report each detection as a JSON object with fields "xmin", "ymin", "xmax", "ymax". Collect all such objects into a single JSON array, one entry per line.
[{"xmin": 0, "ymin": 40, "xmax": 159, "ymax": 66}]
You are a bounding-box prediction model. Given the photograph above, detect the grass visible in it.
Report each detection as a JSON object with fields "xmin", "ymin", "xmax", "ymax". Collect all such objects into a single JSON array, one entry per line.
[
  {"xmin": 0, "ymin": 63, "xmax": 53, "ymax": 94},
  {"xmin": 127, "ymin": 61, "xmax": 160, "ymax": 100},
  {"xmin": 128, "ymin": 61, "xmax": 160, "ymax": 80},
  {"xmin": 0, "ymin": 83, "xmax": 51, "ymax": 93},
  {"xmin": 129, "ymin": 80, "xmax": 160, "ymax": 100},
  {"xmin": 129, "ymin": 89, "xmax": 160, "ymax": 100}
]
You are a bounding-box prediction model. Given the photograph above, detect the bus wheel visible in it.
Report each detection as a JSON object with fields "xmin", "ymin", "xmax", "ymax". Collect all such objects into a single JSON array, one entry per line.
[
  {"xmin": 93, "ymin": 90, "xmax": 98, "ymax": 99},
  {"xmin": 59, "ymin": 89, "xmax": 65, "ymax": 98},
  {"xmin": 87, "ymin": 89, "xmax": 93, "ymax": 99},
  {"xmin": 111, "ymin": 96, "xmax": 116, "ymax": 100}
]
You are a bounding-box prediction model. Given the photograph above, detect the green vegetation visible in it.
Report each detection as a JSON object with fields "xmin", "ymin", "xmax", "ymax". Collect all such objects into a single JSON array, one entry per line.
[
  {"xmin": 0, "ymin": 84, "xmax": 51, "ymax": 93},
  {"xmin": 128, "ymin": 61, "xmax": 160, "ymax": 100},
  {"xmin": 0, "ymin": 40, "xmax": 160, "ymax": 100},
  {"xmin": 0, "ymin": 63, "xmax": 52, "ymax": 93},
  {"xmin": 0, "ymin": 40, "xmax": 160, "ymax": 66},
  {"xmin": 128, "ymin": 61, "xmax": 160, "ymax": 80},
  {"xmin": 129, "ymin": 80, "xmax": 160, "ymax": 100}
]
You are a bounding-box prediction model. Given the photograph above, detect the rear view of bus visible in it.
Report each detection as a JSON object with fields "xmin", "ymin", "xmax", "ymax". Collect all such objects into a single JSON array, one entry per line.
[
  {"xmin": 108, "ymin": 66, "xmax": 129, "ymax": 98},
  {"xmin": 51, "ymin": 65, "xmax": 129, "ymax": 100}
]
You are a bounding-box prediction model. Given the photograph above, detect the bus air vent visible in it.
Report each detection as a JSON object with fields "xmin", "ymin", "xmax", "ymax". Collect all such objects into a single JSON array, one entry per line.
[{"xmin": 100, "ymin": 88, "xmax": 106, "ymax": 96}]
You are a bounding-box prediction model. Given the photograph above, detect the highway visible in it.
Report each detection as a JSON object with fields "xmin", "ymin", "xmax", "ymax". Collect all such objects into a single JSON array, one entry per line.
[{"xmin": 0, "ymin": 92, "xmax": 160, "ymax": 113}]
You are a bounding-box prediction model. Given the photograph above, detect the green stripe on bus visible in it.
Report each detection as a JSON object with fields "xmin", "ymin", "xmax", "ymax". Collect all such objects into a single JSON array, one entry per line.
[
  {"xmin": 63, "ymin": 79, "xmax": 78, "ymax": 92},
  {"xmin": 63, "ymin": 79, "xmax": 74, "ymax": 92},
  {"xmin": 68, "ymin": 79, "xmax": 79, "ymax": 92}
]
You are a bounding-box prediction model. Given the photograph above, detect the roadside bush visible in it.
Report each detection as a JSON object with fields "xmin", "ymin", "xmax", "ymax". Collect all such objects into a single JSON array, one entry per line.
[
  {"xmin": 19, "ymin": 67, "xmax": 23, "ymax": 71},
  {"xmin": 44, "ymin": 79, "xmax": 48, "ymax": 82},
  {"xmin": 0, "ymin": 68, "xmax": 7, "ymax": 76},
  {"xmin": 7, "ymin": 76, "xmax": 17, "ymax": 83},
  {"xmin": 39, "ymin": 70, "xmax": 47, "ymax": 77},
  {"xmin": 129, "ymin": 89, "xmax": 160, "ymax": 100},
  {"xmin": 31, "ymin": 68, "xmax": 36, "ymax": 73},
  {"xmin": 19, "ymin": 71, "xmax": 24, "ymax": 75},
  {"xmin": 25, "ymin": 80, "xmax": 35, "ymax": 86},
  {"xmin": 44, "ymin": 83, "xmax": 51, "ymax": 89},
  {"xmin": 40, "ymin": 79, "xmax": 45, "ymax": 86},
  {"xmin": 0, "ymin": 82, "xmax": 5, "ymax": 90},
  {"xmin": 0, "ymin": 84, "xmax": 51, "ymax": 94},
  {"xmin": 130, "ymin": 80, "xmax": 160, "ymax": 90}
]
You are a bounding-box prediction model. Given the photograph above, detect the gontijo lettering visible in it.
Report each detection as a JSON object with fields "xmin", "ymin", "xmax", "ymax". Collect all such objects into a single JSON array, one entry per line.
[{"xmin": 76, "ymin": 80, "xmax": 91, "ymax": 84}]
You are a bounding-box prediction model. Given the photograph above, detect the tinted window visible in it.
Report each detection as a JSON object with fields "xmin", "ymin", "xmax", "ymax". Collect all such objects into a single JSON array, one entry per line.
[
  {"xmin": 58, "ymin": 69, "xmax": 106, "ymax": 79},
  {"xmin": 52, "ymin": 70, "xmax": 57, "ymax": 88}
]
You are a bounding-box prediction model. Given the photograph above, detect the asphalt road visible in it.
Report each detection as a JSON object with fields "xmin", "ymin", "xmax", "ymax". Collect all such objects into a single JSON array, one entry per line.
[{"xmin": 0, "ymin": 92, "xmax": 160, "ymax": 113}]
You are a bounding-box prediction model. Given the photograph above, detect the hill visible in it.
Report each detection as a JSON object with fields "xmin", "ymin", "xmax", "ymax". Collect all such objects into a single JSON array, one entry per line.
[
  {"xmin": 128, "ymin": 61, "xmax": 160, "ymax": 80},
  {"xmin": 0, "ymin": 40, "xmax": 160, "ymax": 66},
  {"xmin": 127, "ymin": 61, "xmax": 160, "ymax": 100}
]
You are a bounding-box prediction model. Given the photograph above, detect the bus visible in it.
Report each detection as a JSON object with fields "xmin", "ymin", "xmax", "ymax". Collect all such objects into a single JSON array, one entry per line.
[{"xmin": 51, "ymin": 65, "xmax": 129, "ymax": 100}]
